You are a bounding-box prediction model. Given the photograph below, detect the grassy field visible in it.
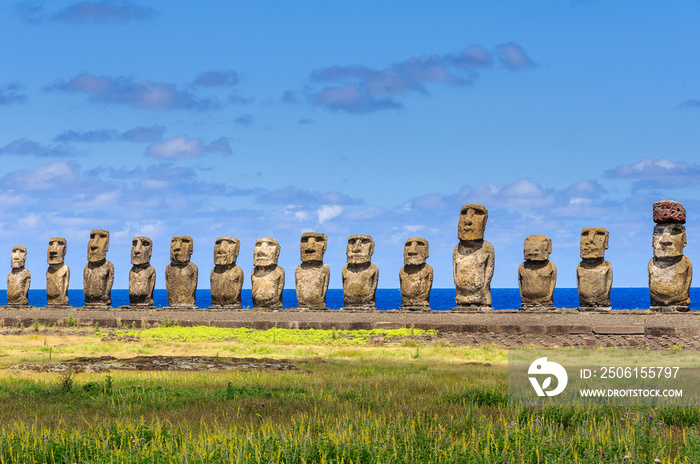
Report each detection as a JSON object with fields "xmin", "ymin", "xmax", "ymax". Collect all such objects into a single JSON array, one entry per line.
[{"xmin": 0, "ymin": 325, "xmax": 698, "ymax": 463}]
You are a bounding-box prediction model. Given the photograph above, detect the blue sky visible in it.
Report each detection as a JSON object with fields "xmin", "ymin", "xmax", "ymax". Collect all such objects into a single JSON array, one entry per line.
[{"xmin": 1, "ymin": 1, "xmax": 699, "ymax": 290}]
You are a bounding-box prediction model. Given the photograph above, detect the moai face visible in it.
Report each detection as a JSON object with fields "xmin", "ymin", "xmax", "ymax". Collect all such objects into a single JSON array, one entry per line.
[
  {"xmin": 214, "ymin": 237, "xmax": 240, "ymax": 266},
  {"xmin": 170, "ymin": 236, "xmax": 193, "ymax": 264},
  {"xmin": 580, "ymin": 227, "xmax": 609, "ymax": 259},
  {"xmin": 300, "ymin": 232, "xmax": 327, "ymax": 263},
  {"xmin": 254, "ymin": 238, "xmax": 280, "ymax": 267},
  {"xmin": 653, "ymin": 223, "xmax": 686, "ymax": 259},
  {"xmin": 11, "ymin": 246, "xmax": 26, "ymax": 269},
  {"xmin": 87, "ymin": 229, "xmax": 110, "ymax": 262},
  {"xmin": 346, "ymin": 235, "xmax": 374, "ymax": 264},
  {"xmin": 47, "ymin": 237, "xmax": 67, "ymax": 265},
  {"xmin": 404, "ymin": 237, "xmax": 429, "ymax": 266},
  {"xmin": 131, "ymin": 236, "xmax": 153, "ymax": 266},
  {"xmin": 524, "ymin": 235, "xmax": 551, "ymax": 261},
  {"xmin": 458, "ymin": 204, "xmax": 488, "ymax": 241}
]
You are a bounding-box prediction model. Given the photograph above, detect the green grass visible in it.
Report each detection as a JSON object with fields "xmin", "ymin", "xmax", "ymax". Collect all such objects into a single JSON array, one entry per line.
[{"xmin": 0, "ymin": 329, "xmax": 698, "ymax": 462}]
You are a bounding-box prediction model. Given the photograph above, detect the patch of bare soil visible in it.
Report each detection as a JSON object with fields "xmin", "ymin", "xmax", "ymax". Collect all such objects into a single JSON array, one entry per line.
[{"xmin": 8, "ymin": 356, "xmax": 300, "ymax": 373}]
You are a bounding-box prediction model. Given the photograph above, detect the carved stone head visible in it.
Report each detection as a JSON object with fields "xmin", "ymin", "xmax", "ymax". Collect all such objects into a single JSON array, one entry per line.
[
  {"xmin": 11, "ymin": 246, "xmax": 26, "ymax": 269},
  {"xmin": 300, "ymin": 232, "xmax": 327, "ymax": 263},
  {"xmin": 87, "ymin": 229, "xmax": 110, "ymax": 262},
  {"xmin": 458, "ymin": 204, "xmax": 488, "ymax": 241},
  {"xmin": 404, "ymin": 237, "xmax": 429, "ymax": 266},
  {"xmin": 346, "ymin": 235, "xmax": 374, "ymax": 264},
  {"xmin": 254, "ymin": 238, "xmax": 280, "ymax": 267},
  {"xmin": 524, "ymin": 235, "xmax": 551, "ymax": 261},
  {"xmin": 131, "ymin": 236, "xmax": 153, "ymax": 266},
  {"xmin": 580, "ymin": 227, "xmax": 609, "ymax": 259},
  {"xmin": 214, "ymin": 237, "xmax": 240, "ymax": 266},
  {"xmin": 653, "ymin": 223, "xmax": 686, "ymax": 259},
  {"xmin": 170, "ymin": 236, "xmax": 193, "ymax": 264},
  {"xmin": 47, "ymin": 237, "xmax": 67, "ymax": 265}
]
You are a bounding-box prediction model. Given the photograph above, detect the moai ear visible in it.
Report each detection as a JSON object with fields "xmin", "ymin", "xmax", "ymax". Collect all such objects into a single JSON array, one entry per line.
[
  {"xmin": 547, "ymin": 238, "xmax": 552, "ymax": 255},
  {"xmin": 603, "ymin": 232, "xmax": 609, "ymax": 250}
]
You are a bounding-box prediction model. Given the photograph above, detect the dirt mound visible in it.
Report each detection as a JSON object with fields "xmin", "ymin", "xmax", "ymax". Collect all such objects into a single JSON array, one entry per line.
[{"xmin": 8, "ymin": 355, "xmax": 300, "ymax": 373}]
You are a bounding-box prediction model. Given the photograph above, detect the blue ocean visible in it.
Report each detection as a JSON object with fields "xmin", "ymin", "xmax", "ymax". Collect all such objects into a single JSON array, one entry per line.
[{"xmin": 4, "ymin": 288, "xmax": 700, "ymax": 311}]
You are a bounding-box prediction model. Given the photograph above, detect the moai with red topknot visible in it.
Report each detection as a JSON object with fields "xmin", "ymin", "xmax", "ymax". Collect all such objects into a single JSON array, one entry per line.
[{"xmin": 648, "ymin": 200, "xmax": 692, "ymax": 311}]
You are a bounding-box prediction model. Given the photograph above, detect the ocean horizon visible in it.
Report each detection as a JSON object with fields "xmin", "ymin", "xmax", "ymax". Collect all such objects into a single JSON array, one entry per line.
[{"xmin": 3, "ymin": 288, "xmax": 699, "ymax": 311}]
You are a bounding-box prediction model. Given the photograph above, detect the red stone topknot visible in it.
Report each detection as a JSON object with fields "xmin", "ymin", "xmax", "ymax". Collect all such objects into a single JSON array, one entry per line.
[{"xmin": 653, "ymin": 200, "xmax": 686, "ymax": 224}]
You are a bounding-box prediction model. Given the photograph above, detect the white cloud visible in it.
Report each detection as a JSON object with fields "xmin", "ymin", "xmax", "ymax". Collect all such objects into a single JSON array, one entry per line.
[
  {"xmin": 145, "ymin": 135, "xmax": 231, "ymax": 159},
  {"xmin": 317, "ymin": 205, "xmax": 343, "ymax": 224}
]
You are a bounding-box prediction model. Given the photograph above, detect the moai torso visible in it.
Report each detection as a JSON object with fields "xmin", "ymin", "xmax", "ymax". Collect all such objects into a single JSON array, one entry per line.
[
  {"xmin": 648, "ymin": 201, "xmax": 693, "ymax": 308},
  {"xmin": 519, "ymin": 235, "xmax": 556, "ymax": 307},
  {"xmin": 342, "ymin": 263, "xmax": 379, "ymax": 306},
  {"xmin": 47, "ymin": 238, "xmax": 69, "ymax": 306},
  {"xmin": 296, "ymin": 263, "xmax": 330, "ymax": 308},
  {"xmin": 129, "ymin": 236, "xmax": 156, "ymax": 306},
  {"xmin": 210, "ymin": 237, "xmax": 244, "ymax": 307},
  {"xmin": 400, "ymin": 237, "xmax": 432, "ymax": 308},
  {"xmin": 453, "ymin": 241, "xmax": 495, "ymax": 306},
  {"xmin": 130, "ymin": 265, "xmax": 156, "ymax": 306},
  {"xmin": 649, "ymin": 256, "xmax": 692, "ymax": 306},
  {"xmin": 7, "ymin": 246, "xmax": 30, "ymax": 306},
  {"xmin": 295, "ymin": 232, "xmax": 329, "ymax": 308},
  {"xmin": 577, "ymin": 227, "xmax": 613, "ymax": 308},
  {"xmin": 8, "ymin": 269, "xmax": 31, "ymax": 305},
  {"xmin": 83, "ymin": 229, "xmax": 114, "ymax": 306},
  {"xmin": 165, "ymin": 236, "xmax": 198, "ymax": 306},
  {"xmin": 342, "ymin": 235, "xmax": 378, "ymax": 308},
  {"xmin": 577, "ymin": 261, "xmax": 613, "ymax": 307},
  {"xmin": 251, "ymin": 238, "xmax": 284, "ymax": 308},
  {"xmin": 84, "ymin": 261, "xmax": 114, "ymax": 305},
  {"xmin": 47, "ymin": 264, "xmax": 70, "ymax": 306},
  {"xmin": 453, "ymin": 204, "xmax": 494, "ymax": 308}
]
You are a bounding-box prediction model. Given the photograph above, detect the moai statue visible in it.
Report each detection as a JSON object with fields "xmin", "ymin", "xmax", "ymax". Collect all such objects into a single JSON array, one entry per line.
[
  {"xmin": 577, "ymin": 227, "xmax": 613, "ymax": 309},
  {"xmin": 46, "ymin": 237, "xmax": 69, "ymax": 306},
  {"xmin": 165, "ymin": 236, "xmax": 198, "ymax": 307},
  {"xmin": 453, "ymin": 204, "xmax": 495, "ymax": 310},
  {"xmin": 129, "ymin": 236, "xmax": 156, "ymax": 306},
  {"xmin": 295, "ymin": 232, "xmax": 330, "ymax": 309},
  {"xmin": 399, "ymin": 238, "xmax": 433, "ymax": 310},
  {"xmin": 649, "ymin": 200, "xmax": 692, "ymax": 310},
  {"xmin": 518, "ymin": 235, "xmax": 557, "ymax": 308},
  {"xmin": 83, "ymin": 229, "xmax": 114, "ymax": 306},
  {"xmin": 251, "ymin": 238, "xmax": 284, "ymax": 308},
  {"xmin": 342, "ymin": 235, "xmax": 379, "ymax": 310},
  {"xmin": 7, "ymin": 246, "xmax": 30, "ymax": 306},
  {"xmin": 210, "ymin": 237, "xmax": 244, "ymax": 308}
]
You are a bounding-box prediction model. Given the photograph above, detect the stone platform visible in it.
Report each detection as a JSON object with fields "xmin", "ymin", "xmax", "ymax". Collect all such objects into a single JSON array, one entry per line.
[{"xmin": 1, "ymin": 306, "xmax": 698, "ymax": 338}]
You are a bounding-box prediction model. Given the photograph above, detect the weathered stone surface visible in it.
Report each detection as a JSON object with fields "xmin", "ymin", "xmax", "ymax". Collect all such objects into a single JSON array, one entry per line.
[
  {"xmin": 653, "ymin": 200, "xmax": 686, "ymax": 224},
  {"xmin": 252, "ymin": 238, "xmax": 284, "ymax": 308},
  {"xmin": 645, "ymin": 327, "xmax": 676, "ymax": 337},
  {"xmin": 7, "ymin": 246, "xmax": 30, "ymax": 306},
  {"xmin": 46, "ymin": 237, "xmax": 69, "ymax": 306},
  {"xmin": 84, "ymin": 229, "xmax": 114, "ymax": 306},
  {"xmin": 577, "ymin": 227, "xmax": 613, "ymax": 307},
  {"xmin": 649, "ymin": 219, "xmax": 692, "ymax": 307},
  {"xmin": 519, "ymin": 235, "xmax": 556, "ymax": 307},
  {"xmin": 210, "ymin": 237, "xmax": 243, "ymax": 307},
  {"xmin": 400, "ymin": 237, "xmax": 432, "ymax": 308},
  {"xmin": 546, "ymin": 325, "xmax": 591, "ymax": 335},
  {"xmin": 454, "ymin": 204, "xmax": 495, "ymax": 309},
  {"xmin": 342, "ymin": 235, "xmax": 378, "ymax": 309},
  {"xmin": 295, "ymin": 232, "xmax": 329, "ymax": 309},
  {"xmin": 593, "ymin": 326, "xmax": 645, "ymax": 335},
  {"xmin": 165, "ymin": 236, "xmax": 197, "ymax": 306},
  {"xmin": 129, "ymin": 236, "xmax": 155, "ymax": 306}
]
